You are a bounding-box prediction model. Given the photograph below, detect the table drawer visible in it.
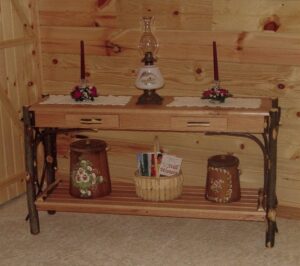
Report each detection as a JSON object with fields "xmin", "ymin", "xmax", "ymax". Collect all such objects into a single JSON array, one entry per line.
[
  {"xmin": 171, "ymin": 117, "xmax": 227, "ymax": 132},
  {"xmin": 65, "ymin": 114, "xmax": 119, "ymax": 129}
]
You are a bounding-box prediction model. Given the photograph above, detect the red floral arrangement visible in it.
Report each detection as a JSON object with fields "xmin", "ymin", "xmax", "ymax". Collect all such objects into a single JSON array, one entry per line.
[
  {"xmin": 71, "ymin": 85, "xmax": 97, "ymax": 101},
  {"xmin": 202, "ymin": 86, "xmax": 232, "ymax": 103}
]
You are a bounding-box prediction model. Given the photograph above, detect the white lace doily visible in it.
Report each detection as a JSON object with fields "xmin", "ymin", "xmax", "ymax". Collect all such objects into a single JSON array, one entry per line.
[
  {"xmin": 40, "ymin": 95, "xmax": 132, "ymax": 106},
  {"xmin": 167, "ymin": 97, "xmax": 261, "ymax": 109}
]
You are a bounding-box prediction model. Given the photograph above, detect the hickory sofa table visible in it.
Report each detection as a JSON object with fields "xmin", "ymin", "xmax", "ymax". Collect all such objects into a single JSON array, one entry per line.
[{"xmin": 23, "ymin": 95, "xmax": 280, "ymax": 247}]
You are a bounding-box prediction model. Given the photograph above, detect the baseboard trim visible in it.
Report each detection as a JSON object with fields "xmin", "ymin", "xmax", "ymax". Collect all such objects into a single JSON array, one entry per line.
[{"xmin": 277, "ymin": 205, "xmax": 300, "ymax": 220}]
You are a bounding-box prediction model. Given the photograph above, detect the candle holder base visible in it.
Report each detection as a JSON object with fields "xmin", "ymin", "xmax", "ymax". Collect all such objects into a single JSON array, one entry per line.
[
  {"xmin": 71, "ymin": 79, "xmax": 98, "ymax": 101},
  {"xmin": 136, "ymin": 89, "xmax": 163, "ymax": 105}
]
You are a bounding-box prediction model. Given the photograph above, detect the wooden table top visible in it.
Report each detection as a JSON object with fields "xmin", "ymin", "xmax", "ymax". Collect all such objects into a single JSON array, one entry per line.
[
  {"xmin": 29, "ymin": 95, "xmax": 274, "ymax": 133},
  {"xmin": 30, "ymin": 95, "xmax": 273, "ymax": 116}
]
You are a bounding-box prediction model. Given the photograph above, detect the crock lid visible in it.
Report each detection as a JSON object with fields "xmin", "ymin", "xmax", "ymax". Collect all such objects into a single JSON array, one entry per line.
[
  {"xmin": 70, "ymin": 139, "xmax": 107, "ymax": 152},
  {"xmin": 208, "ymin": 154, "xmax": 239, "ymax": 167}
]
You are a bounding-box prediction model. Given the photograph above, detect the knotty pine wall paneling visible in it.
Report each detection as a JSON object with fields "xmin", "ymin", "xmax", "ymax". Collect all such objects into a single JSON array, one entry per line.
[
  {"xmin": 0, "ymin": 0, "xmax": 42, "ymax": 204},
  {"xmin": 38, "ymin": 0, "xmax": 300, "ymax": 208}
]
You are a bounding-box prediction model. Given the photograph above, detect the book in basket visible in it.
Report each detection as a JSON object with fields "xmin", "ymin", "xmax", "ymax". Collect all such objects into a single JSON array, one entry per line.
[{"xmin": 159, "ymin": 154, "xmax": 182, "ymax": 177}]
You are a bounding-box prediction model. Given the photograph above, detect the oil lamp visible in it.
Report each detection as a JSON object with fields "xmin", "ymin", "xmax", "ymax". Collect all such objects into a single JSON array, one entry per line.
[{"xmin": 135, "ymin": 16, "xmax": 164, "ymax": 105}]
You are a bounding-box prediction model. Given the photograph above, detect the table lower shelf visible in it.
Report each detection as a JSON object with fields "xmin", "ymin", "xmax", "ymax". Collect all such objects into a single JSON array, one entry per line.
[{"xmin": 35, "ymin": 180, "xmax": 265, "ymax": 222}]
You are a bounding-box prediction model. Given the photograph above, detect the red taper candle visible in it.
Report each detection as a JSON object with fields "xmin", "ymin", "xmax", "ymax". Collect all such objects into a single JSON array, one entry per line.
[
  {"xmin": 213, "ymin": 41, "xmax": 219, "ymax": 81},
  {"xmin": 80, "ymin": 40, "xmax": 85, "ymax": 80}
]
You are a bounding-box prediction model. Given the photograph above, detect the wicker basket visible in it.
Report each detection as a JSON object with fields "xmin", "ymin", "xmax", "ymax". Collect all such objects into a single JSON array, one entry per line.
[{"xmin": 134, "ymin": 137, "xmax": 184, "ymax": 201}]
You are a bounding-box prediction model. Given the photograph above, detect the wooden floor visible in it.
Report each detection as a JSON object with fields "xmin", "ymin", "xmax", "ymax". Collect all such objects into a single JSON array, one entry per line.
[{"xmin": 35, "ymin": 181, "xmax": 265, "ymax": 222}]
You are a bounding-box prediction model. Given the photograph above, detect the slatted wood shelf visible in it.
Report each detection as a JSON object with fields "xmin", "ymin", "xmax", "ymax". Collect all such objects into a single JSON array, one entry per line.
[{"xmin": 35, "ymin": 181, "xmax": 265, "ymax": 222}]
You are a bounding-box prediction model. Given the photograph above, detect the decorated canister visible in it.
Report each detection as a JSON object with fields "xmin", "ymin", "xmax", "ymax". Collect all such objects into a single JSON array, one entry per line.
[
  {"xmin": 205, "ymin": 154, "xmax": 241, "ymax": 203},
  {"xmin": 69, "ymin": 139, "xmax": 111, "ymax": 198}
]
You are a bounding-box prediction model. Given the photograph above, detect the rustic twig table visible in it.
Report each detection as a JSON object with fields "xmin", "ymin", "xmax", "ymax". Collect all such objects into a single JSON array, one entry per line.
[{"xmin": 23, "ymin": 95, "xmax": 280, "ymax": 247}]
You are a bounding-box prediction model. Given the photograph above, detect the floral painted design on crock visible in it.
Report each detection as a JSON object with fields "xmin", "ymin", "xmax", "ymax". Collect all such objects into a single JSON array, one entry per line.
[
  {"xmin": 207, "ymin": 166, "xmax": 232, "ymax": 203},
  {"xmin": 71, "ymin": 158, "xmax": 103, "ymax": 197}
]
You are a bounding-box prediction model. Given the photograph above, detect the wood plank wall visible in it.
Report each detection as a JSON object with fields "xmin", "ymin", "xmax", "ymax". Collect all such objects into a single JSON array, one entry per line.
[
  {"xmin": 0, "ymin": 0, "xmax": 41, "ymax": 204},
  {"xmin": 37, "ymin": 0, "xmax": 300, "ymax": 208}
]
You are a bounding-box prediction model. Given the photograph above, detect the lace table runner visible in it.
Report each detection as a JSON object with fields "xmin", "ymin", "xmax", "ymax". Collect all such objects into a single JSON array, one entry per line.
[
  {"xmin": 40, "ymin": 95, "xmax": 261, "ymax": 109},
  {"xmin": 40, "ymin": 95, "xmax": 132, "ymax": 106},
  {"xmin": 167, "ymin": 97, "xmax": 261, "ymax": 109}
]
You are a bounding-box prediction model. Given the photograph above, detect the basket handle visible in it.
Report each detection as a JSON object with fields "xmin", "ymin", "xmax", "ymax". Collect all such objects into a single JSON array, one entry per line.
[{"xmin": 153, "ymin": 136, "xmax": 160, "ymax": 178}]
